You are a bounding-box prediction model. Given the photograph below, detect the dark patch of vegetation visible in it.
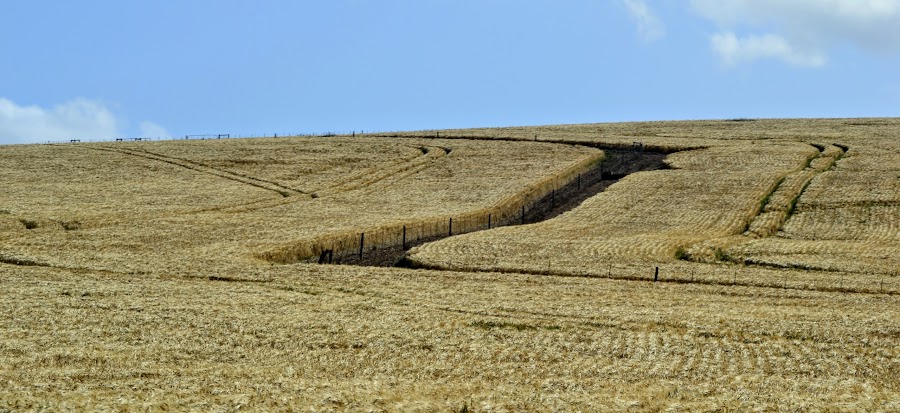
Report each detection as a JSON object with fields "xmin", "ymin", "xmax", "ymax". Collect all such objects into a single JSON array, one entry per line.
[
  {"xmin": 207, "ymin": 275, "xmax": 269, "ymax": 283},
  {"xmin": 19, "ymin": 219, "xmax": 39, "ymax": 230},
  {"xmin": 275, "ymin": 285, "xmax": 321, "ymax": 295},
  {"xmin": 713, "ymin": 247, "xmax": 733, "ymax": 263},
  {"xmin": 393, "ymin": 256, "xmax": 420, "ymax": 268},
  {"xmin": 741, "ymin": 258, "xmax": 821, "ymax": 272},
  {"xmin": 697, "ymin": 331, "xmax": 726, "ymax": 339},
  {"xmin": 470, "ymin": 320, "xmax": 558, "ymax": 331},
  {"xmin": 0, "ymin": 255, "xmax": 44, "ymax": 267},
  {"xmin": 60, "ymin": 221, "xmax": 81, "ymax": 231}
]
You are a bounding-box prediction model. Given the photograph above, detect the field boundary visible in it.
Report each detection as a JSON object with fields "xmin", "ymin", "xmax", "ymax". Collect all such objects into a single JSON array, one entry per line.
[
  {"xmin": 400, "ymin": 256, "xmax": 897, "ymax": 296},
  {"xmin": 256, "ymin": 142, "xmax": 611, "ymax": 264},
  {"xmin": 370, "ymin": 133, "xmax": 698, "ymax": 154},
  {"xmin": 256, "ymin": 138, "xmax": 679, "ymax": 266}
]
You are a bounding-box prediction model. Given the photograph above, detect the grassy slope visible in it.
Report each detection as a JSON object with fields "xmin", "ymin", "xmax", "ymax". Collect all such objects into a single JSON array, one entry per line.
[
  {"xmin": 1, "ymin": 119, "xmax": 898, "ymax": 411},
  {"xmin": 1, "ymin": 264, "xmax": 896, "ymax": 412}
]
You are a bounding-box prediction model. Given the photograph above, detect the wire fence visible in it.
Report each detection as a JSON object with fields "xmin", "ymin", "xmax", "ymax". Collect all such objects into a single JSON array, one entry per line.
[
  {"xmin": 260, "ymin": 154, "xmax": 602, "ymax": 265},
  {"xmin": 38, "ymin": 128, "xmax": 473, "ymax": 145}
]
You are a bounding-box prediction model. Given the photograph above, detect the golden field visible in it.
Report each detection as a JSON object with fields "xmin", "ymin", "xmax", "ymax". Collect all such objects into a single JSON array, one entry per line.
[
  {"xmin": 1, "ymin": 119, "xmax": 899, "ymax": 411},
  {"xmin": 0, "ymin": 136, "xmax": 599, "ymax": 274}
]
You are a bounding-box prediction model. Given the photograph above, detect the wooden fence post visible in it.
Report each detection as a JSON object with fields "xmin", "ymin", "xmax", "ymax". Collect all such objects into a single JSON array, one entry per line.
[
  {"xmin": 654, "ymin": 267, "xmax": 658, "ymax": 282},
  {"xmin": 402, "ymin": 226, "xmax": 407, "ymax": 250},
  {"xmin": 488, "ymin": 213, "xmax": 492, "ymax": 229},
  {"xmin": 449, "ymin": 218, "xmax": 453, "ymax": 236},
  {"xmin": 358, "ymin": 233, "xmax": 364, "ymax": 260},
  {"xmin": 521, "ymin": 206, "xmax": 525, "ymax": 225}
]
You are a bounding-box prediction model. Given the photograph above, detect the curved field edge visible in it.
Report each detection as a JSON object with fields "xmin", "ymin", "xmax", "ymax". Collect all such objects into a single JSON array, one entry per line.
[
  {"xmin": 256, "ymin": 146, "xmax": 605, "ymax": 264},
  {"xmin": 404, "ymin": 140, "xmax": 900, "ymax": 293}
]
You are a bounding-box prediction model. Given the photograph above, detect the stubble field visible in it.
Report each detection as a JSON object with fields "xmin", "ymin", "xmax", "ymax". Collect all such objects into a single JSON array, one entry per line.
[{"xmin": 1, "ymin": 119, "xmax": 898, "ymax": 411}]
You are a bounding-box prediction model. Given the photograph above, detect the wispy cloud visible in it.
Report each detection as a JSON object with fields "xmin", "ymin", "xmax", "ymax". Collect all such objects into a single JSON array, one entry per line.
[
  {"xmin": 139, "ymin": 121, "xmax": 170, "ymax": 138},
  {"xmin": 0, "ymin": 98, "xmax": 170, "ymax": 145},
  {"xmin": 0, "ymin": 98, "xmax": 119, "ymax": 144},
  {"xmin": 712, "ymin": 32, "xmax": 826, "ymax": 68},
  {"xmin": 691, "ymin": 0, "xmax": 900, "ymax": 67},
  {"xmin": 621, "ymin": 0, "xmax": 665, "ymax": 43}
]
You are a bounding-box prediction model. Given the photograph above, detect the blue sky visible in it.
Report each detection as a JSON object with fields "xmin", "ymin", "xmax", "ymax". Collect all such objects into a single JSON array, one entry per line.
[{"xmin": 2, "ymin": 0, "xmax": 899, "ymax": 144}]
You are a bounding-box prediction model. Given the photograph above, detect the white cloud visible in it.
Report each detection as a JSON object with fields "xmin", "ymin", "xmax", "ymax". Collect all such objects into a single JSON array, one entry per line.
[
  {"xmin": 0, "ymin": 98, "xmax": 119, "ymax": 144},
  {"xmin": 139, "ymin": 121, "xmax": 170, "ymax": 138},
  {"xmin": 691, "ymin": 0, "xmax": 900, "ymax": 67},
  {"xmin": 0, "ymin": 98, "xmax": 171, "ymax": 145},
  {"xmin": 621, "ymin": 0, "xmax": 665, "ymax": 42},
  {"xmin": 712, "ymin": 32, "xmax": 827, "ymax": 67}
]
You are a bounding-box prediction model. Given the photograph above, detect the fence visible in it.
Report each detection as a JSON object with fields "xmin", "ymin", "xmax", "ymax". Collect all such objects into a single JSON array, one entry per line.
[
  {"xmin": 258, "ymin": 151, "xmax": 603, "ymax": 264},
  {"xmin": 38, "ymin": 128, "xmax": 459, "ymax": 145},
  {"xmin": 40, "ymin": 124, "xmax": 596, "ymax": 146}
]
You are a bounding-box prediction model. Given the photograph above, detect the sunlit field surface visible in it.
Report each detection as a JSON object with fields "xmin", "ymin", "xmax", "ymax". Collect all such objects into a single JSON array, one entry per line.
[{"xmin": 1, "ymin": 119, "xmax": 898, "ymax": 412}]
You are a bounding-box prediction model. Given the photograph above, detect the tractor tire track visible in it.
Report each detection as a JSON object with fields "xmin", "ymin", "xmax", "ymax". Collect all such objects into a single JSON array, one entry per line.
[
  {"xmin": 314, "ymin": 145, "xmax": 448, "ymax": 196},
  {"xmin": 93, "ymin": 146, "xmax": 307, "ymax": 198},
  {"xmin": 744, "ymin": 143, "xmax": 846, "ymax": 238},
  {"xmin": 203, "ymin": 144, "xmax": 449, "ymax": 214}
]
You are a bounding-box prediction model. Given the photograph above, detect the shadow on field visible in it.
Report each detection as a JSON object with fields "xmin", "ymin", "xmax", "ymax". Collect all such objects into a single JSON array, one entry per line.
[{"xmin": 331, "ymin": 148, "xmax": 671, "ymax": 267}]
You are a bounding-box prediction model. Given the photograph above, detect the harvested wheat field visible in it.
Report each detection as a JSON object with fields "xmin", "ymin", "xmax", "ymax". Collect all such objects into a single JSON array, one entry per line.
[{"xmin": 1, "ymin": 119, "xmax": 899, "ymax": 412}]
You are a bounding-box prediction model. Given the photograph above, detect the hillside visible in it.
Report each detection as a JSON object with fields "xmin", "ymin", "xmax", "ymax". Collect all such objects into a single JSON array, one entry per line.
[{"xmin": 1, "ymin": 119, "xmax": 898, "ymax": 412}]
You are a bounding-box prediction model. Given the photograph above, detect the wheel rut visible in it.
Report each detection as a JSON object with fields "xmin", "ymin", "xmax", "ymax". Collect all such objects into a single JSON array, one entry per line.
[
  {"xmin": 742, "ymin": 143, "xmax": 847, "ymax": 238},
  {"xmin": 92, "ymin": 146, "xmax": 307, "ymax": 197}
]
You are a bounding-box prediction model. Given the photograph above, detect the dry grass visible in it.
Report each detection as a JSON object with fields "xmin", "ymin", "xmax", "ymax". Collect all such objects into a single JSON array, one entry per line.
[
  {"xmin": 409, "ymin": 119, "xmax": 900, "ymax": 286},
  {"xmin": 732, "ymin": 141, "xmax": 900, "ymax": 274},
  {"xmin": 2, "ymin": 119, "xmax": 900, "ymax": 411},
  {"xmin": 1, "ymin": 264, "xmax": 896, "ymax": 412},
  {"xmin": 0, "ymin": 136, "xmax": 599, "ymax": 274},
  {"xmin": 410, "ymin": 142, "xmax": 821, "ymax": 271}
]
